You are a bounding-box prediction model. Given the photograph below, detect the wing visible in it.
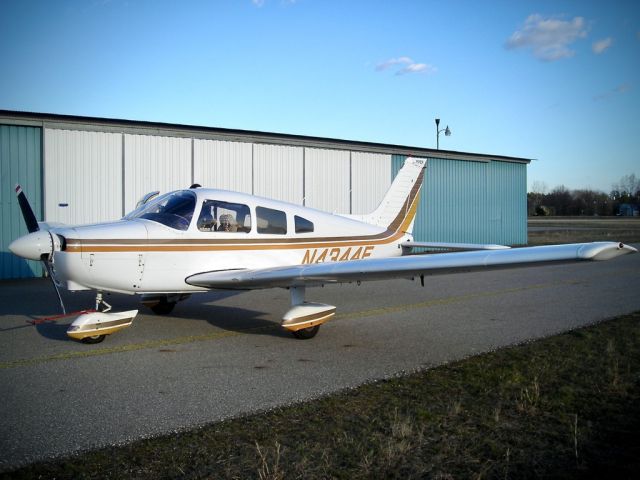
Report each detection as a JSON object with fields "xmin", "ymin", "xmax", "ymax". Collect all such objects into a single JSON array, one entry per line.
[{"xmin": 186, "ymin": 242, "xmax": 637, "ymax": 290}]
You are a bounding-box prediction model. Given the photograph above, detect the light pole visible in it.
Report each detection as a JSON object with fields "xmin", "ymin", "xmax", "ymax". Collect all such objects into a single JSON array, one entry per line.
[{"xmin": 435, "ymin": 118, "xmax": 451, "ymax": 150}]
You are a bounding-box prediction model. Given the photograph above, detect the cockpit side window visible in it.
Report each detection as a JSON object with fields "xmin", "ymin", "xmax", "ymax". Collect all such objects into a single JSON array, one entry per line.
[
  {"xmin": 129, "ymin": 191, "xmax": 195, "ymax": 231},
  {"xmin": 294, "ymin": 215, "xmax": 314, "ymax": 233},
  {"xmin": 197, "ymin": 200, "xmax": 251, "ymax": 233},
  {"xmin": 256, "ymin": 206, "xmax": 287, "ymax": 234}
]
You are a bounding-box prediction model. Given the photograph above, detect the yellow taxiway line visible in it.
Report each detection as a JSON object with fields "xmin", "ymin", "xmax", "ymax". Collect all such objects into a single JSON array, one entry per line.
[{"xmin": 0, "ymin": 277, "xmax": 591, "ymax": 370}]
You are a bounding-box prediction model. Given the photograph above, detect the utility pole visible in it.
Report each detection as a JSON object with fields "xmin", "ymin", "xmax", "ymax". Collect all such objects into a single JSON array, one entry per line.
[{"xmin": 435, "ymin": 118, "xmax": 451, "ymax": 149}]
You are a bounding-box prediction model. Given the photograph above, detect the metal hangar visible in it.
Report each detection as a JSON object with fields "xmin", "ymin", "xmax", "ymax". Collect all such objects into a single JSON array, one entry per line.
[{"xmin": 0, "ymin": 110, "xmax": 529, "ymax": 279}]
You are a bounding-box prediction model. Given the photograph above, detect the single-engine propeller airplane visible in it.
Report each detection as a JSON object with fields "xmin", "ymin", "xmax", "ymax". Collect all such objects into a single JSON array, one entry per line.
[{"xmin": 9, "ymin": 157, "xmax": 637, "ymax": 343}]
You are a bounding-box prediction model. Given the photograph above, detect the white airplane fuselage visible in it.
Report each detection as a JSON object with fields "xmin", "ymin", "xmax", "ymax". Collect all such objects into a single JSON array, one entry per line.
[{"xmin": 50, "ymin": 188, "xmax": 416, "ymax": 295}]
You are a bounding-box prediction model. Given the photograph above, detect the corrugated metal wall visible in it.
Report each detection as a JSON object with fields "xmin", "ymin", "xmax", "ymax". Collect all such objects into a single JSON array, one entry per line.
[
  {"xmin": 392, "ymin": 154, "xmax": 527, "ymax": 245},
  {"xmin": 44, "ymin": 129, "xmax": 123, "ymax": 224},
  {"xmin": 486, "ymin": 160, "xmax": 527, "ymax": 245},
  {"xmin": 0, "ymin": 125, "xmax": 43, "ymax": 278},
  {"xmin": 124, "ymin": 134, "xmax": 192, "ymax": 213},
  {"xmin": 254, "ymin": 144, "xmax": 304, "ymax": 204},
  {"xmin": 351, "ymin": 152, "xmax": 391, "ymax": 214},
  {"xmin": 304, "ymin": 148, "xmax": 350, "ymax": 213},
  {"xmin": 194, "ymin": 139, "xmax": 252, "ymax": 193}
]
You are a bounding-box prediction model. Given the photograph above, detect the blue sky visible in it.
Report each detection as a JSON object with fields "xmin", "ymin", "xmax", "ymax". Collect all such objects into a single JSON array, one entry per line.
[{"xmin": 1, "ymin": 0, "xmax": 638, "ymax": 193}]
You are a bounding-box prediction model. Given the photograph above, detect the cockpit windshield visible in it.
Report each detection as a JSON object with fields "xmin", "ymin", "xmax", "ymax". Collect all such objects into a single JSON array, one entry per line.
[{"xmin": 127, "ymin": 191, "xmax": 196, "ymax": 231}]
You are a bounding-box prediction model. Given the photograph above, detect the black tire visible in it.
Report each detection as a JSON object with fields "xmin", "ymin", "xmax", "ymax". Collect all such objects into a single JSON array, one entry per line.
[
  {"xmin": 150, "ymin": 298, "xmax": 176, "ymax": 315},
  {"xmin": 291, "ymin": 325, "xmax": 320, "ymax": 339},
  {"xmin": 81, "ymin": 334, "xmax": 106, "ymax": 344}
]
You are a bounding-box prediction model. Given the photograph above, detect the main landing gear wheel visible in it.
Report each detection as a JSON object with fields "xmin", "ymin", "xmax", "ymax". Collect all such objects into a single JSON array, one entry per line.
[
  {"xmin": 150, "ymin": 298, "xmax": 176, "ymax": 315},
  {"xmin": 81, "ymin": 334, "xmax": 106, "ymax": 344},
  {"xmin": 291, "ymin": 325, "xmax": 320, "ymax": 339}
]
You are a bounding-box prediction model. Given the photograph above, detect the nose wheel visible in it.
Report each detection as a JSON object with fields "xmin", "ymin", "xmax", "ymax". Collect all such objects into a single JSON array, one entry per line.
[{"xmin": 81, "ymin": 334, "xmax": 106, "ymax": 344}]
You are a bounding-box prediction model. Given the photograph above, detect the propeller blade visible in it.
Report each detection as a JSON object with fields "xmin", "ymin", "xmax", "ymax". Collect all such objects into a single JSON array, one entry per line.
[
  {"xmin": 13, "ymin": 187, "xmax": 64, "ymax": 314},
  {"xmin": 15, "ymin": 185, "xmax": 40, "ymax": 233},
  {"xmin": 41, "ymin": 254, "xmax": 66, "ymax": 315}
]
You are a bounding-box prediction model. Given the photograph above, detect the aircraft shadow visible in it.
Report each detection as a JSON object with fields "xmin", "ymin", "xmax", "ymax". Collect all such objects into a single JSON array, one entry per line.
[
  {"xmin": 165, "ymin": 293, "xmax": 291, "ymax": 339},
  {"xmin": 1, "ymin": 282, "xmax": 288, "ymax": 340}
]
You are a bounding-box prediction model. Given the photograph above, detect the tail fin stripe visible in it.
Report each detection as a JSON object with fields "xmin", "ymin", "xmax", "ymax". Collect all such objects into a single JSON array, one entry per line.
[{"xmin": 386, "ymin": 167, "xmax": 425, "ymax": 232}]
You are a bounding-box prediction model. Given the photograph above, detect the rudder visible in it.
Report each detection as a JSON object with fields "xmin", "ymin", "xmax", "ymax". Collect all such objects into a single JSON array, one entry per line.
[{"xmin": 359, "ymin": 157, "xmax": 426, "ymax": 233}]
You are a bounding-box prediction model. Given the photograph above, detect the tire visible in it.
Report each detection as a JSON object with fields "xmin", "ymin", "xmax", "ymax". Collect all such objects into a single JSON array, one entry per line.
[
  {"xmin": 150, "ymin": 298, "xmax": 176, "ymax": 315},
  {"xmin": 81, "ymin": 334, "xmax": 106, "ymax": 344},
  {"xmin": 291, "ymin": 325, "xmax": 320, "ymax": 339}
]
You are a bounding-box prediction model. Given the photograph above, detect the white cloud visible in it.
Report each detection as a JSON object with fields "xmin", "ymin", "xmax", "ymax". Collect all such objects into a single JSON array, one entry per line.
[
  {"xmin": 375, "ymin": 57, "xmax": 414, "ymax": 71},
  {"xmin": 397, "ymin": 63, "xmax": 437, "ymax": 75},
  {"xmin": 376, "ymin": 57, "xmax": 436, "ymax": 76},
  {"xmin": 592, "ymin": 37, "xmax": 613, "ymax": 54},
  {"xmin": 252, "ymin": 0, "xmax": 265, "ymax": 6},
  {"xmin": 505, "ymin": 14, "xmax": 588, "ymax": 61}
]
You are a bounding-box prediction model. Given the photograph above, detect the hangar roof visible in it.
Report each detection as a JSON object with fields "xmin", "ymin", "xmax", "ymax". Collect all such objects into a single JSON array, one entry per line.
[{"xmin": 0, "ymin": 109, "xmax": 530, "ymax": 164}]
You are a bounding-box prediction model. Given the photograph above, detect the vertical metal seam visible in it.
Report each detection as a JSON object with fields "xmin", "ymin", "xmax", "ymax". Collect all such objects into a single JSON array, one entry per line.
[
  {"xmin": 349, "ymin": 151, "xmax": 352, "ymax": 214},
  {"xmin": 251, "ymin": 143, "xmax": 255, "ymax": 195},
  {"xmin": 121, "ymin": 133, "xmax": 126, "ymax": 217},
  {"xmin": 41, "ymin": 126, "xmax": 46, "ymax": 221},
  {"xmin": 191, "ymin": 137, "xmax": 195, "ymax": 185}
]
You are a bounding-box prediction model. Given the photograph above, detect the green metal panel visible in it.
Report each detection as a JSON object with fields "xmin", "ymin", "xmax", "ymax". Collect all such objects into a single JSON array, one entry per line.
[
  {"xmin": 392, "ymin": 154, "xmax": 527, "ymax": 246},
  {"xmin": 0, "ymin": 125, "xmax": 43, "ymax": 278}
]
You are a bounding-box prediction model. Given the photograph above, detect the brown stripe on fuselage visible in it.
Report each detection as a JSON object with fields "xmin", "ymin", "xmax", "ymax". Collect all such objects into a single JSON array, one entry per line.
[{"xmin": 65, "ymin": 231, "xmax": 401, "ymax": 252}]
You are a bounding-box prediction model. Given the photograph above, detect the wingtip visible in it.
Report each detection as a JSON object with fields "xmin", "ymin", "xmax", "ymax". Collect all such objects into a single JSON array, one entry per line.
[
  {"xmin": 579, "ymin": 241, "xmax": 638, "ymax": 260},
  {"xmin": 620, "ymin": 242, "xmax": 638, "ymax": 254}
]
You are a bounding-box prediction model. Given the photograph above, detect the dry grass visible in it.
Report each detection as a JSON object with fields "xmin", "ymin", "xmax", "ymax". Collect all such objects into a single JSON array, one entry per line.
[{"xmin": 528, "ymin": 217, "xmax": 640, "ymax": 245}]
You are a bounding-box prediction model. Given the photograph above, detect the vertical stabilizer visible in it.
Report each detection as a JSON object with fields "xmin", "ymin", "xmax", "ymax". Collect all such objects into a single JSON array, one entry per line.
[{"xmin": 354, "ymin": 157, "xmax": 426, "ymax": 233}]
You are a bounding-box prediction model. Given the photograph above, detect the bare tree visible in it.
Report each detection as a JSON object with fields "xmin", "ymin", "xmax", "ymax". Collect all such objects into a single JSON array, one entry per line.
[
  {"xmin": 613, "ymin": 174, "xmax": 640, "ymax": 197},
  {"xmin": 530, "ymin": 180, "xmax": 548, "ymax": 194}
]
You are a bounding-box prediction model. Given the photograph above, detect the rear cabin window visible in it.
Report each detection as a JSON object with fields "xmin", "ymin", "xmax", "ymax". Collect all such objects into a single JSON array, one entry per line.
[
  {"xmin": 197, "ymin": 200, "xmax": 251, "ymax": 233},
  {"xmin": 294, "ymin": 215, "xmax": 314, "ymax": 233},
  {"xmin": 256, "ymin": 206, "xmax": 287, "ymax": 234}
]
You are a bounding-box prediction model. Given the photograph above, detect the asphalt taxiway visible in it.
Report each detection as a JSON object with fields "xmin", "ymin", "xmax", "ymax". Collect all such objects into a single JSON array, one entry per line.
[{"xmin": 1, "ymin": 248, "xmax": 639, "ymax": 470}]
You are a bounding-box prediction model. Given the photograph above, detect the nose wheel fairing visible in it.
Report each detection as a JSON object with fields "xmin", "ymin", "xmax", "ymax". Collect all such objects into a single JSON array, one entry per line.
[
  {"xmin": 66, "ymin": 292, "xmax": 137, "ymax": 342},
  {"xmin": 66, "ymin": 309, "xmax": 138, "ymax": 342}
]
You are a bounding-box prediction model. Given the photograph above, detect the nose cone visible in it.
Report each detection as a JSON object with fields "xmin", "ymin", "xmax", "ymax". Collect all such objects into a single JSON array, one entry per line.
[{"xmin": 9, "ymin": 231, "xmax": 53, "ymax": 261}]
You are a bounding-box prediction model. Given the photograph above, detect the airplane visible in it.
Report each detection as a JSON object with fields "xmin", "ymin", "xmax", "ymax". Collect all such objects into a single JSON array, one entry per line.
[{"xmin": 8, "ymin": 157, "xmax": 637, "ymax": 344}]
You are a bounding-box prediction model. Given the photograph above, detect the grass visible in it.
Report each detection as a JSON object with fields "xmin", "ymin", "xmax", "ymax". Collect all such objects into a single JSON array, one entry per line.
[
  {"xmin": 528, "ymin": 216, "xmax": 640, "ymax": 245},
  {"xmin": 3, "ymin": 312, "xmax": 639, "ymax": 479}
]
